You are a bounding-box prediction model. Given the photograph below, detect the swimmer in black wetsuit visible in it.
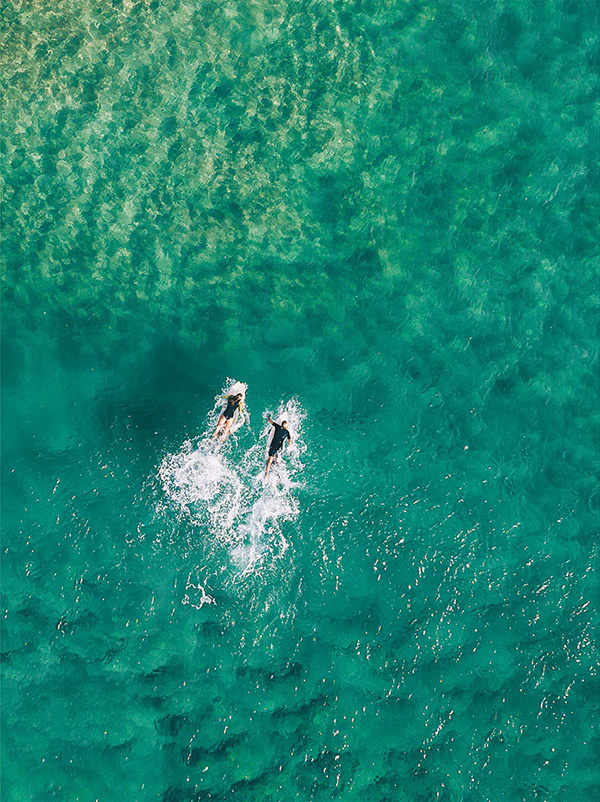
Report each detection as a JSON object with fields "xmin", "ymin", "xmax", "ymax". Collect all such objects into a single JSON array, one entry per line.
[
  {"xmin": 213, "ymin": 392, "xmax": 244, "ymax": 442},
  {"xmin": 264, "ymin": 415, "xmax": 292, "ymax": 479}
]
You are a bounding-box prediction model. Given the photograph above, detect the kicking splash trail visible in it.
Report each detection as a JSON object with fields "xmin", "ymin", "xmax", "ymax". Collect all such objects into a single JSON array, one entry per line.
[
  {"xmin": 231, "ymin": 399, "xmax": 306, "ymax": 575},
  {"xmin": 158, "ymin": 388, "xmax": 306, "ymax": 595}
]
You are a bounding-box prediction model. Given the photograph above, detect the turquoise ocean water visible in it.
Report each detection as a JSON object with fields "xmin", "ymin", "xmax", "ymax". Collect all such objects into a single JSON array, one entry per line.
[{"xmin": 2, "ymin": 1, "xmax": 599, "ymax": 799}]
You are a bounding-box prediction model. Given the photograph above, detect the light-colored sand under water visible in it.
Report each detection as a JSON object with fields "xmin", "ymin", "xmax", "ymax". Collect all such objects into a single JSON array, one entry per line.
[{"xmin": 2, "ymin": 1, "xmax": 598, "ymax": 799}]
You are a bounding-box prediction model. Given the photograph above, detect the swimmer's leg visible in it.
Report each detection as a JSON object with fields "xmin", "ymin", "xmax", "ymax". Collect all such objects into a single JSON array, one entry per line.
[
  {"xmin": 264, "ymin": 456, "xmax": 274, "ymax": 479},
  {"xmin": 220, "ymin": 418, "xmax": 234, "ymax": 442},
  {"xmin": 213, "ymin": 414, "xmax": 225, "ymax": 439}
]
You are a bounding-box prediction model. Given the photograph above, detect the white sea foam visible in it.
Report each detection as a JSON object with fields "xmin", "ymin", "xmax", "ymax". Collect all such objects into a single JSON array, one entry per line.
[
  {"xmin": 158, "ymin": 394, "xmax": 306, "ymax": 592},
  {"xmin": 181, "ymin": 569, "xmax": 217, "ymax": 609},
  {"xmin": 158, "ymin": 438, "xmax": 243, "ymax": 534}
]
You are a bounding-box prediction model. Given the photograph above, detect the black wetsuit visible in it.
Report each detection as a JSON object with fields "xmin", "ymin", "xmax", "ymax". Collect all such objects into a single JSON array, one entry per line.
[
  {"xmin": 268, "ymin": 422, "xmax": 290, "ymax": 457},
  {"xmin": 223, "ymin": 395, "xmax": 241, "ymax": 420}
]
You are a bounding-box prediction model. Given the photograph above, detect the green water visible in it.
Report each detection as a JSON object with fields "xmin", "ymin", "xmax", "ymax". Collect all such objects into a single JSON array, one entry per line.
[{"xmin": 2, "ymin": 0, "xmax": 599, "ymax": 799}]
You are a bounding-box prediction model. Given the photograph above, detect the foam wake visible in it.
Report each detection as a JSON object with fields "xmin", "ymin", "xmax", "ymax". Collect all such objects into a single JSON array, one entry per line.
[{"xmin": 158, "ymin": 394, "xmax": 306, "ymax": 591}]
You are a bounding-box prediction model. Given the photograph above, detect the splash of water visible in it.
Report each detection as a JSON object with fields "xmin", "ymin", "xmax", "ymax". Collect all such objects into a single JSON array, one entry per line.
[
  {"xmin": 181, "ymin": 569, "xmax": 217, "ymax": 609},
  {"xmin": 158, "ymin": 394, "xmax": 306, "ymax": 594}
]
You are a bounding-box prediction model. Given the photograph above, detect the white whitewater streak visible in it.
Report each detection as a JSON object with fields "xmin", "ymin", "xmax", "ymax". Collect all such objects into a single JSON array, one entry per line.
[
  {"xmin": 158, "ymin": 438, "xmax": 244, "ymax": 535},
  {"xmin": 181, "ymin": 569, "xmax": 217, "ymax": 608},
  {"xmin": 158, "ymin": 396, "xmax": 306, "ymax": 587}
]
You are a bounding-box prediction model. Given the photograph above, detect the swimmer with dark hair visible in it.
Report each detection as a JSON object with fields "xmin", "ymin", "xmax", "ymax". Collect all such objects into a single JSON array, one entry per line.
[
  {"xmin": 213, "ymin": 392, "xmax": 244, "ymax": 442},
  {"xmin": 264, "ymin": 414, "xmax": 292, "ymax": 479}
]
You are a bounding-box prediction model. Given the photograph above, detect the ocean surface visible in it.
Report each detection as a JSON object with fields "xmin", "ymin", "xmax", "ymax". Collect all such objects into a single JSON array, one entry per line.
[{"xmin": 2, "ymin": 1, "xmax": 599, "ymax": 800}]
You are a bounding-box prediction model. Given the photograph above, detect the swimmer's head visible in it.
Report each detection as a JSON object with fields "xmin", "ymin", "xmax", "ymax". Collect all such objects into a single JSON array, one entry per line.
[{"xmin": 282, "ymin": 421, "xmax": 288, "ymax": 427}]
